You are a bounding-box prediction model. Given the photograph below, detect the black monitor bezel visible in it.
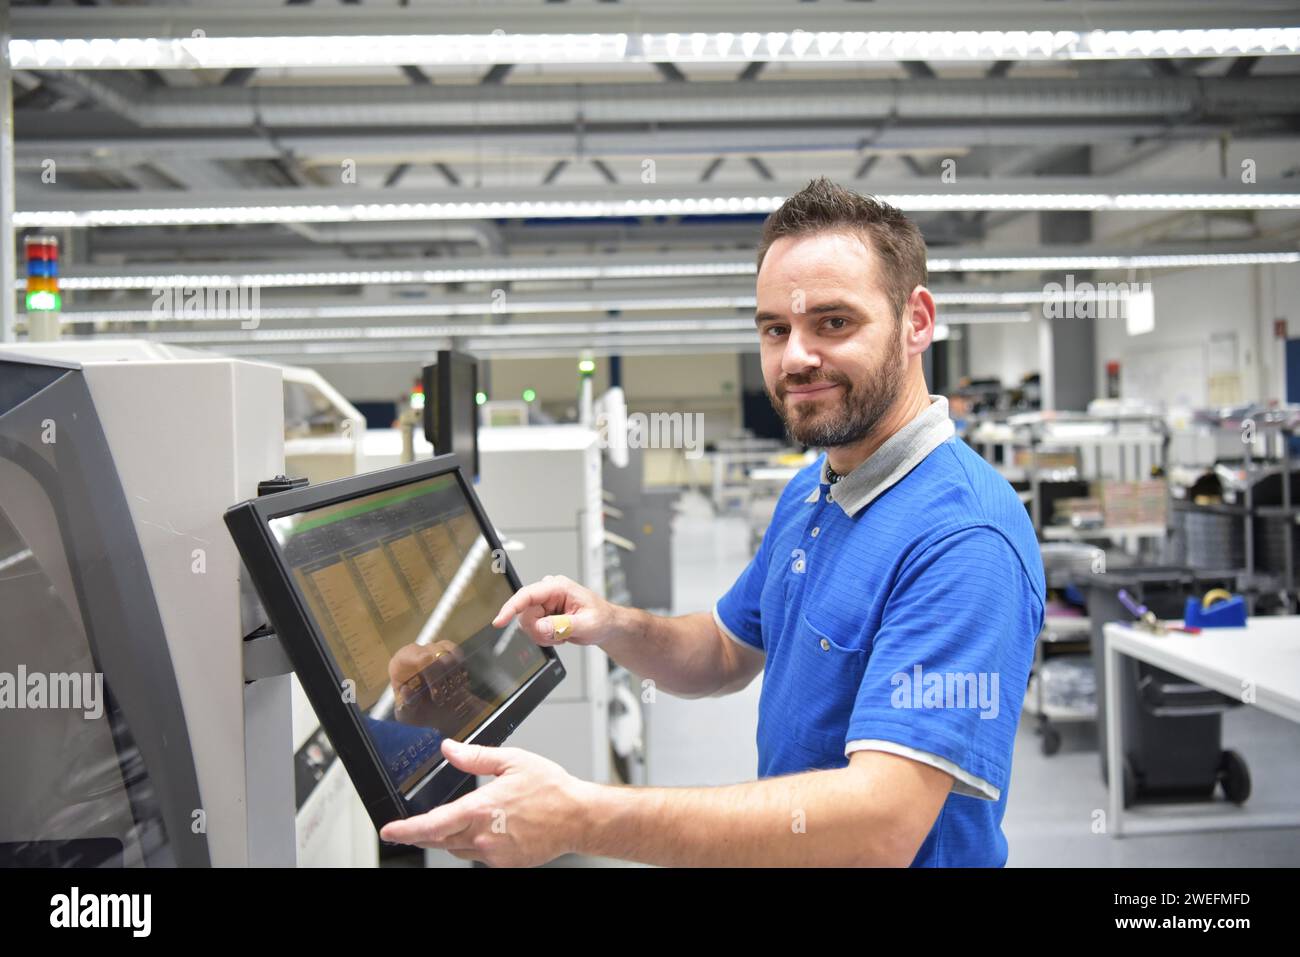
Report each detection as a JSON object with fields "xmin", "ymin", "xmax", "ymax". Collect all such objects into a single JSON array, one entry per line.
[
  {"xmin": 224, "ymin": 453, "xmax": 565, "ymax": 831},
  {"xmin": 422, "ymin": 350, "xmax": 480, "ymax": 482}
]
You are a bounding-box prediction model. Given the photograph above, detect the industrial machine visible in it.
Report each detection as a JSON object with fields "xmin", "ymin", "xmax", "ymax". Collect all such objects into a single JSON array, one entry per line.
[
  {"xmin": 603, "ymin": 443, "xmax": 676, "ymax": 614},
  {"xmin": 282, "ymin": 364, "xmax": 367, "ymax": 485},
  {"xmin": 474, "ymin": 424, "xmax": 610, "ymax": 784},
  {"xmin": 0, "ymin": 341, "xmax": 376, "ymax": 867}
]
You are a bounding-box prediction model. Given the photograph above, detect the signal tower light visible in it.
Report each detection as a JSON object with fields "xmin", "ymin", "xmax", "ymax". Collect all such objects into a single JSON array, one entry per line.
[{"xmin": 24, "ymin": 236, "xmax": 62, "ymax": 313}]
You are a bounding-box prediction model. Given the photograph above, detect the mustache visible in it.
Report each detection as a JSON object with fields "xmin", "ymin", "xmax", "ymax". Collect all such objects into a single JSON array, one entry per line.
[{"xmin": 775, "ymin": 370, "xmax": 851, "ymax": 398}]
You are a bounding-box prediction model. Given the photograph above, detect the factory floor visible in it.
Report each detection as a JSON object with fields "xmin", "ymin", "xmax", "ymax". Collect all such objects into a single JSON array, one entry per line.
[{"xmin": 632, "ymin": 491, "xmax": 1300, "ymax": 867}]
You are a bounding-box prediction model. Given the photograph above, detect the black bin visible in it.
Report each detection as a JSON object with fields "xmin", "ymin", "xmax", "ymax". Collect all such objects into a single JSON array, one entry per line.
[{"xmin": 1087, "ymin": 567, "xmax": 1249, "ymax": 807}]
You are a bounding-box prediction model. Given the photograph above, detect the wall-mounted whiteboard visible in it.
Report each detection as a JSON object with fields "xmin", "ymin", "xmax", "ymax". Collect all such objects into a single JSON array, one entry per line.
[{"xmin": 1119, "ymin": 342, "xmax": 1208, "ymax": 409}]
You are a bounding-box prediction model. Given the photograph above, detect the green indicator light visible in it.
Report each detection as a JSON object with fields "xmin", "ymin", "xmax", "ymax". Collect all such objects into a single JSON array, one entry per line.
[
  {"xmin": 475, "ymin": 391, "xmax": 487, "ymax": 406},
  {"xmin": 25, "ymin": 290, "xmax": 61, "ymax": 312},
  {"xmin": 578, "ymin": 359, "xmax": 596, "ymax": 374},
  {"xmin": 522, "ymin": 388, "xmax": 537, "ymax": 402}
]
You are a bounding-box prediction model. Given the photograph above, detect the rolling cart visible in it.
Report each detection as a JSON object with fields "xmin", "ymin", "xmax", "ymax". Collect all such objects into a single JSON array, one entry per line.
[{"xmin": 1027, "ymin": 543, "xmax": 1104, "ymax": 755}]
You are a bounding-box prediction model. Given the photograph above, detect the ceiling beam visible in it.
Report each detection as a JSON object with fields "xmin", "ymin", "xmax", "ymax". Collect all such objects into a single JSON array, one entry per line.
[
  {"xmin": 221, "ymin": 68, "xmax": 258, "ymax": 87},
  {"xmin": 434, "ymin": 162, "xmax": 460, "ymax": 187},
  {"xmin": 1226, "ymin": 55, "xmax": 1262, "ymax": 78},
  {"xmin": 20, "ymin": 179, "xmax": 1300, "ymax": 229},
  {"xmin": 21, "ymin": 119, "xmax": 1260, "ymax": 170},
  {"xmin": 18, "ymin": 5, "xmax": 1298, "ymax": 41},
  {"xmin": 899, "ymin": 154, "xmax": 928, "ymax": 177},
  {"xmin": 401, "ymin": 65, "xmax": 431, "ymax": 85},
  {"xmin": 854, "ymin": 155, "xmax": 880, "ymax": 179},
  {"xmin": 654, "ymin": 62, "xmax": 688, "ymax": 82},
  {"xmin": 541, "ymin": 159, "xmax": 567, "ymax": 185},
  {"xmin": 18, "ymin": 76, "xmax": 1294, "ymax": 130}
]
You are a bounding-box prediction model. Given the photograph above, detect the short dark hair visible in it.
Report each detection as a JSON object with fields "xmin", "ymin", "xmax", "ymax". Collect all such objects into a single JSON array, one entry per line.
[{"xmin": 756, "ymin": 177, "xmax": 928, "ymax": 320}]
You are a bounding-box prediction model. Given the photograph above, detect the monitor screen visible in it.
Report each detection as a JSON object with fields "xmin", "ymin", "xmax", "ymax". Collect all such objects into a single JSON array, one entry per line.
[{"xmin": 267, "ymin": 472, "xmax": 545, "ymax": 797}]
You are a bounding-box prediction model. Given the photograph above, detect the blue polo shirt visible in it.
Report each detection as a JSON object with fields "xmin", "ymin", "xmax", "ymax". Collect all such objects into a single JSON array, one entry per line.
[{"xmin": 714, "ymin": 397, "xmax": 1045, "ymax": 867}]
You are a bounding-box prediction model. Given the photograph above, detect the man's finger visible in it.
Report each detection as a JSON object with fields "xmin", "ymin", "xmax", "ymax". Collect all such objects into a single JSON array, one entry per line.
[
  {"xmin": 517, "ymin": 606, "xmax": 561, "ymax": 646},
  {"xmin": 440, "ymin": 738, "xmax": 511, "ymax": 777},
  {"xmin": 492, "ymin": 580, "xmax": 567, "ymax": 628},
  {"xmin": 423, "ymin": 836, "xmax": 478, "ymax": 853},
  {"xmin": 380, "ymin": 799, "xmax": 476, "ymax": 847},
  {"xmin": 539, "ymin": 610, "xmax": 593, "ymax": 643}
]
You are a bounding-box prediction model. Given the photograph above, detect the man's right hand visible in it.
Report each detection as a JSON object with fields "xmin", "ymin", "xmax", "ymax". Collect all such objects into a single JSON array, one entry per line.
[
  {"xmin": 496, "ymin": 577, "xmax": 761, "ymax": 699},
  {"xmin": 492, "ymin": 574, "xmax": 627, "ymax": 648}
]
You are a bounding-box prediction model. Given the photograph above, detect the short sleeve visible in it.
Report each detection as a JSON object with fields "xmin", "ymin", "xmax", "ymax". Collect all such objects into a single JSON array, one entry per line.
[
  {"xmin": 713, "ymin": 525, "xmax": 772, "ymax": 653},
  {"xmin": 844, "ymin": 525, "xmax": 1043, "ymax": 795},
  {"xmin": 714, "ymin": 468, "xmax": 814, "ymax": 653}
]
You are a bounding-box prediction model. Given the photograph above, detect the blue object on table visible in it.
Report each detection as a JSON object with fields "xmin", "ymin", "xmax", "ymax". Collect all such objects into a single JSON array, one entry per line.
[{"xmin": 1184, "ymin": 595, "xmax": 1247, "ymax": 629}]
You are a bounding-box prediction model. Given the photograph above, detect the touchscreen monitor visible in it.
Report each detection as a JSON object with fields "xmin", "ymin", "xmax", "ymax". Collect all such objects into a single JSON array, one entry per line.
[{"xmin": 225, "ymin": 457, "xmax": 564, "ymax": 827}]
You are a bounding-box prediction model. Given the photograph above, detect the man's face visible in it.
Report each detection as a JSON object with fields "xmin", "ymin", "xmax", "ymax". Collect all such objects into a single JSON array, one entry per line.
[{"xmin": 755, "ymin": 230, "xmax": 907, "ymax": 449}]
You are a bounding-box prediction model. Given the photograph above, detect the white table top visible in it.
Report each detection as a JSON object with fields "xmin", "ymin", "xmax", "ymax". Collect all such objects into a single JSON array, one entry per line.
[{"xmin": 1104, "ymin": 615, "xmax": 1300, "ymax": 724}]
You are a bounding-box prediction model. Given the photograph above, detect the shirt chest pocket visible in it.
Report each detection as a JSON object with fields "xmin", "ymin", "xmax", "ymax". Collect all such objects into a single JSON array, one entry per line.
[{"xmin": 784, "ymin": 612, "xmax": 870, "ymax": 759}]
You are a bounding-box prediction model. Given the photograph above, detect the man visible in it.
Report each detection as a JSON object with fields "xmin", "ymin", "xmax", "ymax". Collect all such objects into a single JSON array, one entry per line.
[{"xmin": 381, "ymin": 178, "xmax": 1046, "ymax": 867}]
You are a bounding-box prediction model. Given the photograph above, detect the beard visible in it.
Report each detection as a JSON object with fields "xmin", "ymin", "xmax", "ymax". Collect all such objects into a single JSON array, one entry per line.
[{"xmin": 766, "ymin": 334, "xmax": 904, "ymax": 449}]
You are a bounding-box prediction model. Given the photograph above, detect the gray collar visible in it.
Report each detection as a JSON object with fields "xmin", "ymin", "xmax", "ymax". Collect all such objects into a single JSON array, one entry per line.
[{"xmin": 809, "ymin": 395, "xmax": 955, "ymax": 516}]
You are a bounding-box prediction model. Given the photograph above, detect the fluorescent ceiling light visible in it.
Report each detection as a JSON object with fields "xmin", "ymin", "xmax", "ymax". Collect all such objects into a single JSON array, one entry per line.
[
  {"xmin": 50, "ymin": 293, "xmax": 757, "ymax": 325},
  {"xmin": 933, "ymin": 292, "xmax": 1048, "ymax": 306},
  {"xmin": 927, "ymin": 251, "xmax": 1300, "ymax": 272},
  {"xmin": 266, "ymin": 345, "xmax": 744, "ymax": 364},
  {"xmin": 940, "ymin": 311, "xmax": 1033, "ymax": 324},
  {"xmin": 37, "ymin": 265, "xmax": 750, "ymax": 291},
  {"xmin": 10, "ymin": 29, "xmax": 1300, "ymax": 70},
  {"xmin": 1125, "ymin": 288, "xmax": 1156, "ymax": 336},
  {"xmin": 45, "ymin": 287, "xmax": 1068, "ymax": 325},
  {"xmin": 28, "ymin": 250, "xmax": 1299, "ymax": 292},
  {"xmin": 45, "ymin": 287, "xmax": 1149, "ymax": 325},
  {"xmin": 889, "ymin": 194, "xmax": 1300, "ymax": 212},
  {"xmin": 73, "ymin": 326, "xmax": 957, "ymax": 360},
  {"xmin": 131, "ymin": 332, "xmax": 765, "ymax": 357},
  {"xmin": 15, "ymin": 197, "xmax": 785, "ymax": 228},
  {"xmin": 18, "ymin": 192, "xmax": 1299, "ymax": 230},
  {"xmin": 87, "ymin": 318, "xmax": 761, "ymax": 344},
  {"xmin": 75, "ymin": 312, "xmax": 1007, "ymax": 346}
]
